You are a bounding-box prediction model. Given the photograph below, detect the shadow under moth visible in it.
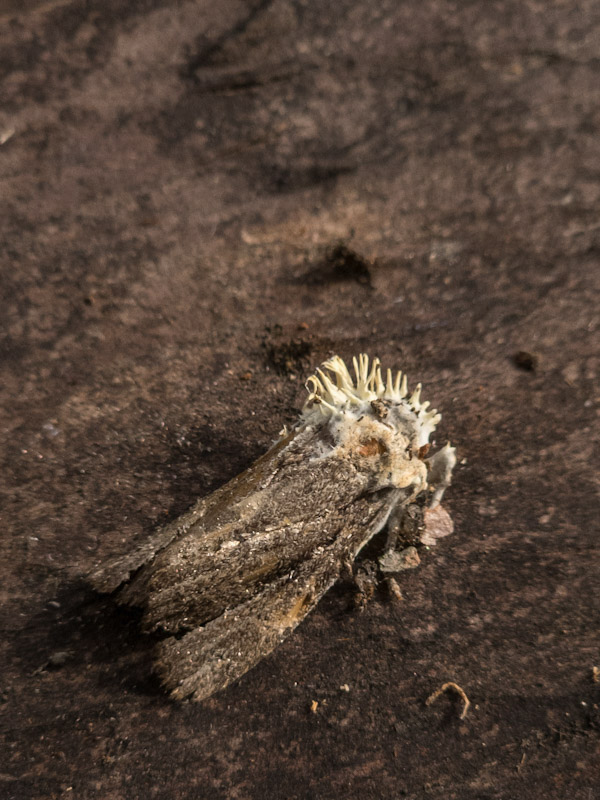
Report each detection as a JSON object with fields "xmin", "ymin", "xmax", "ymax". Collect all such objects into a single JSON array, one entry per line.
[{"xmin": 90, "ymin": 354, "xmax": 457, "ymax": 701}]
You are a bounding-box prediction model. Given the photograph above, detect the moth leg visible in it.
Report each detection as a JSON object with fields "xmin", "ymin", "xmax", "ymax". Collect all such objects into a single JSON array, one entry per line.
[
  {"xmin": 352, "ymin": 561, "xmax": 379, "ymax": 610},
  {"xmin": 351, "ymin": 503, "xmax": 421, "ymax": 608},
  {"xmin": 383, "ymin": 501, "xmax": 424, "ymax": 552},
  {"xmin": 377, "ymin": 502, "xmax": 424, "ymax": 590},
  {"xmin": 426, "ymin": 443, "xmax": 457, "ymax": 508},
  {"xmin": 350, "ymin": 560, "xmax": 404, "ymax": 606}
]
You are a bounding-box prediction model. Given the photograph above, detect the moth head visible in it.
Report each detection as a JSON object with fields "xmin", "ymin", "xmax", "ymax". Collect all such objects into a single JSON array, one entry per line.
[{"xmin": 301, "ymin": 354, "xmax": 442, "ymax": 493}]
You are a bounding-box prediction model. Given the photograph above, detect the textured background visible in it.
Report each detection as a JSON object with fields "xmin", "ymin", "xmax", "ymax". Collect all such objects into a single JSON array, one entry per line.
[{"xmin": 1, "ymin": 1, "xmax": 599, "ymax": 798}]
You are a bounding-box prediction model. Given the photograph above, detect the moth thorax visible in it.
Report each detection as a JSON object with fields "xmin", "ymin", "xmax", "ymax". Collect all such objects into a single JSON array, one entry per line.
[{"xmin": 329, "ymin": 405, "xmax": 428, "ymax": 493}]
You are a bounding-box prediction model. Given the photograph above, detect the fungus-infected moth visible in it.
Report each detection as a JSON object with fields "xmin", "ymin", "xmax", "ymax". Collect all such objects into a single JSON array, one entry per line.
[{"xmin": 90, "ymin": 355, "xmax": 456, "ymax": 701}]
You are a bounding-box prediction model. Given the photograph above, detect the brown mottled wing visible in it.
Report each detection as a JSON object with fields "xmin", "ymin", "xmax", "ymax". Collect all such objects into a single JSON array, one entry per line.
[
  {"xmin": 156, "ymin": 534, "xmax": 344, "ymax": 701},
  {"xmin": 89, "ymin": 498, "xmax": 205, "ymax": 594},
  {"xmin": 157, "ymin": 489, "xmax": 400, "ymax": 701},
  {"xmin": 89, "ymin": 424, "xmax": 401, "ymax": 700},
  {"xmin": 89, "ymin": 428, "xmax": 377, "ymax": 630},
  {"xmin": 125, "ymin": 459, "xmax": 377, "ymax": 635}
]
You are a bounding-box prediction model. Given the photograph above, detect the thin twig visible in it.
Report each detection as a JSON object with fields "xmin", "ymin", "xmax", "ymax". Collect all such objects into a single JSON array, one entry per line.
[{"xmin": 426, "ymin": 681, "xmax": 470, "ymax": 719}]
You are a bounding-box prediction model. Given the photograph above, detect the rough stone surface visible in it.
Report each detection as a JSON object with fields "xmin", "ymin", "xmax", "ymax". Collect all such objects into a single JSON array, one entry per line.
[{"xmin": 1, "ymin": 1, "xmax": 599, "ymax": 798}]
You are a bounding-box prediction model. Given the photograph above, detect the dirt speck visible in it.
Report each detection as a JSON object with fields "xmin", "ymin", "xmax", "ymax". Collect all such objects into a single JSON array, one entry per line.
[{"xmin": 513, "ymin": 350, "xmax": 540, "ymax": 371}]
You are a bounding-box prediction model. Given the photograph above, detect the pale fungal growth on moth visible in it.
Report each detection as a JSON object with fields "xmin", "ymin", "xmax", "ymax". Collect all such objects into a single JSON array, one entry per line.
[
  {"xmin": 90, "ymin": 354, "xmax": 457, "ymax": 702},
  {"xmin": 303, "ymin": 354, "xmax": 441, "ymax": 449}
]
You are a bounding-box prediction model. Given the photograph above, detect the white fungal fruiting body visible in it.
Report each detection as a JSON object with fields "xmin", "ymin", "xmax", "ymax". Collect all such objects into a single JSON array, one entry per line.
[
  {"xmin": 301, "ymin": 353, "xmax": 456, "ymax": 507},
  {"xmin": 303, "ymin": 354, "xmax": 442, "ymax": 448}
]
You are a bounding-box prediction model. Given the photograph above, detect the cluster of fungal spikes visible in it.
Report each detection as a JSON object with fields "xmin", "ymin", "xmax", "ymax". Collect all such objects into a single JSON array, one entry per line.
[{"xmin": 303, "ymin": 354, "xmax": 442, "ymax": 444}]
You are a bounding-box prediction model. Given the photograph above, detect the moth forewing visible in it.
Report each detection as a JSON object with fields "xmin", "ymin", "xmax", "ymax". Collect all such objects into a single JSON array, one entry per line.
[
  {"xmin": 117, "ymin": 435, "xmax": 380, "ymax": 634},
  {"xmin": 156, "ymin": 489, "xmax": 398, "ymax": 702},
  {"xmin": 89, "ymin": 354, "xmax": 456, "ymax": 701}
]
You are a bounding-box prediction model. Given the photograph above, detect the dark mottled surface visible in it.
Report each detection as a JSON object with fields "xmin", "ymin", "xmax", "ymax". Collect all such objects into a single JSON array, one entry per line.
[{"xmin": 1, "ymin": 1, "xmax": 599, "ymax": 798}]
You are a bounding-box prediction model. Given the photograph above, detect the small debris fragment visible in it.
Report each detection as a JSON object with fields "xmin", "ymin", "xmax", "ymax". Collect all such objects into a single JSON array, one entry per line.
[
  {"xmin": 239, "ymin": 371, "xmax": 252, "ymax": 381},
  {"xmin": 513, "ymin": 350, "xmax": 539, "ymax": 372},
  {"xmin": 426, "ymin": 681, "xmax": 470, "ymax": 719},
  {"xmin": 421, "ymin": 504, "xmax": 454, "ymax": 547},
  {"xmin": 593, "ymin": 666, "xmax": 599, "ymax": 683},
  {"xmin": 353, "ymin": 562, "xmax": 377, "ymax": 610},
  {"xmin": 339, "ymin": 684, "xmax": 350, "ymax": 693},
  {"xmin": 324, "ymin": 244, "xmax": 372, "ymax": 286},
  {"xmin": 0, "ymin": 127, "xmax": 15, "ymax": 146},
  {"xmin": 33, "ymin": 651, "xmax": 72, "ymax": 675},
  {"xmin": 42, "ymin": 422, "xmax": 60, "ymax": 438},
  {"xmin": 310, "ymin": 699, "xmax": 319, "ymax": 713},
  {"xmin": 262, "ymin": 330, "xmax": 312, "ymax": 376},
  {"xmin": 47, "ymin": 651, "xmax": 71, "ymax": 668},
  {"xmin": 386, "ymin": 576, "xmax": 403, "ymax": 601},
  {"xmin": 379, "ymin": 546, "xmax": 420, "ymax": 573}
]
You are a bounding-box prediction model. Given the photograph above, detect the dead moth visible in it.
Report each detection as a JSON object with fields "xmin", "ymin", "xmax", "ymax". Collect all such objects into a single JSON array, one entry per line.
[{"xmin": 90, "ymin": 354, "xmax": 457, "ymax": 702}]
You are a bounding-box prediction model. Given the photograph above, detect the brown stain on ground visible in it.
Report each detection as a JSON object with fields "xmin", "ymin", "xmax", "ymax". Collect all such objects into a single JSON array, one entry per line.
[{"xmin": 1, "ymin": 1, "xmax": 599, "ymax": 799}]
